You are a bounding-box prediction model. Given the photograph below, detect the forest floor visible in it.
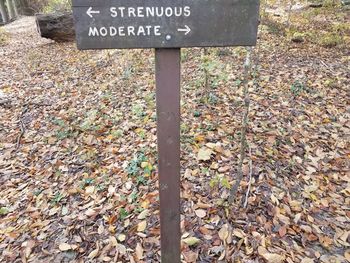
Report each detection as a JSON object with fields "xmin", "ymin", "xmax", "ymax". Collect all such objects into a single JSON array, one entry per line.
[{"xmin": 0, "ymin": 4, "xmax": 349, "ymax": 263}]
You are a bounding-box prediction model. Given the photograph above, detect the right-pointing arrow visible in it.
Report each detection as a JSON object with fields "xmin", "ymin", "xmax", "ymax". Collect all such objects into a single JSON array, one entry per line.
[{"xmin": 177, "ymin": 25, "xmax": 191, "ymax": 35}]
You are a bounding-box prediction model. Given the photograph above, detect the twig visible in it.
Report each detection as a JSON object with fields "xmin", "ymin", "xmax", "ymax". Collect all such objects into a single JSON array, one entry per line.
[
  {"xmin": 319, "ymin": 59, "xmax": 335, "ymax": 73},
  {"xmin": 243, "ymin": 146, "xmax": 253, "ymax": 208},
  {"xmin": 15, "ymin": 104, "xmax": 28, "ymax": 151},
  {"xmin": 228, "ymin": 47, "xmax": 252, "ymax": 203}
]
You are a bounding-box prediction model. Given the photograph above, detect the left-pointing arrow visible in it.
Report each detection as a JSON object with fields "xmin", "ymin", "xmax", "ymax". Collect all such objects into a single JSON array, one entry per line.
[{"xmin": 87, "ymin": 7, "xmax": 100, "ymax": 18}]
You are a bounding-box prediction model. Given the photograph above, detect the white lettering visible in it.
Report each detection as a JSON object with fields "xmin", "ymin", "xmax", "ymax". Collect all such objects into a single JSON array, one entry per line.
[
  {"xmin": 146, "ymin": 7, "xmax": 155, "ymax": 17},
  {"xmin": 119, "ymin": 26, "xmax": 125, "ymax": 36},
  {"xmin": 128, "ymin": 7, "xmax": 136, "ymax": 17},
  {"xmin": 137, "ymin": 26, "xmax": 146, "ymax": 36},
  {"xmin": 110, "ymin": 26, "xmax": 117, "ymax": 36},
  {"xmin": 118, "ymin": 7, "xmax": 126, "ymax": 17},
  {"xmin": 165, "ymin": 7, "xmax": 173, "ymax": 17},
  {"xmin": 145, "ymin": 25, "xmax": 152, "ymax": 35},
  {"xmin": 110, "ymin": 7, "xmax": 118, "ymax": 17},
  {"xmin": 88, "ymin": 27, "xmax": 99, "ymax": 37},
  {"xmin": 100, "ymin": 27, "xmax": 108, "ymax": 36},
  {"xmin": 154, "ymin": 26, "xmax": 161, "ymax": 36},
  {"xmin": 109, "ymin": 6, "xmax": 191, "ymax": 18},
  {"xmin": 88, "ymin": 26, "xmax": 162, "ymax": 37},
  {"xmin": 137, "ymin": 7, "xmax": 144, "ymax": 17},
  {"xmin": 174, "ymin": 7, "xmax": 182, "ymax": 16},
  {"xmin": 184, "ymin": 6, "xmax": 191, "ymax": 17},
  {"xmin": 155, "ymin": 7, "xmax": 164, "ymax": 16},
  {"xmin": 127, "ymin": 26, "xmax": 135, "ymax": 36}
]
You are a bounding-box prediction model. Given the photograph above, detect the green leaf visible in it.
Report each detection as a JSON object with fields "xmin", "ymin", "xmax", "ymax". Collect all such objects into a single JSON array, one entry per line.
[{"xmin": 0, "ymin": 207, "xmax": 9, "ymax": 215}]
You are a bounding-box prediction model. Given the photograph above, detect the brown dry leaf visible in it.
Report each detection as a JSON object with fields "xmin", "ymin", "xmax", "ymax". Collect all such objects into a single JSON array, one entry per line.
[
  {"xmin": 117, "ymin": 234, "xmax": 126, "ymax": 242},
  {"xmin": 279, "ymin": 225, "xmax": 287, "ymax": 237},
  {"xmin": 183, "ymin": 250, "xmax": 198, "ymax": 262},
  {"xmin": 344, "ymin": 250, "xmax": 350, "ymax": 261},
  {"xmin": 258, "ymin": 246, "xmax": 285, "ymax": 263},
  {"xmin": 85, "ymin": 185, "xmax": 95, "ymax": 194},
  {"xmin": 135, "ymin": 243, "xmax": 143, "ymax": 260},
  {"xmin": 22, "ymin": 240, "xmax": 36, "ymax": 258},
  {"xmin": 137, "ymin": 220, "xmax": 147, "ymax": 232},
  {"xmin": 137, "ymin": 209, "xmax": 149, "ymax": 220},
  {"xmin": 197, "ymin": 148, "xmax": 214, "ymax": 161},
  {"xmin": 59, "ymin": 243, "xmax": 72, "ymax": 251},
  {"xmin": 88, "ymin": 246, "xmax": 100, "ymax": 259},
  {"xmin": 301, "ymin": 258, "xmax": 314, "ymax": 263},
  {"xmin": 232, "ymin": 229, "xmax": 246, "ymax": 239},
  {"xmin": 85, "ymin": 208, "xmax": 98, "ymax": 217},
  {"xmin": 218, "ymin": 224, "xmax": 229, "ymax": 243},
  {"xmin": 195, "ymin": 209, "xmax": 206, "ymax": 218},
  {"xmin": 301, "ymin": 225, "xmax": 312, "ymax": 233}
]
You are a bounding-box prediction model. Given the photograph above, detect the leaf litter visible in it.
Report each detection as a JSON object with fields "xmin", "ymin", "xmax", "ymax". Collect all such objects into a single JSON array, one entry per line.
[{"xmin": 0, "ymin": 5, "xmax": 349, "ymax": 263}]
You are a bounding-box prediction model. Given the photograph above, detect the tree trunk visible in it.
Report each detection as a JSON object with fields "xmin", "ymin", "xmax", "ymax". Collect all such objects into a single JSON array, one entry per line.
[
  {"xmin": 0, "ymin": 0, "xmax": 9, "ymax": 23},
  {"xmin": 36, "ymin": 13, "xmax": 75, "ymax": 42},
  {"xmin": 6, "ymin": 0, "xmax": 15, "ymax": 20},
  {"xmin": 13, "ymin": 0, "xmax": 18, "ymax": 17},
  {"xmin": 17, "ymin": 0, "xmax": 34, "ymax": 15}
]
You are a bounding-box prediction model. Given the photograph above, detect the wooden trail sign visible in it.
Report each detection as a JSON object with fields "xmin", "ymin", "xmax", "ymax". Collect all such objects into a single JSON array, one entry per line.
[
  {"xmin": 72, "ymin": 1, "xmax": 259, "ymax": 262},
  {"xmin": 72, "ymin": 0, "xmax": 259, "ymax": 49}
]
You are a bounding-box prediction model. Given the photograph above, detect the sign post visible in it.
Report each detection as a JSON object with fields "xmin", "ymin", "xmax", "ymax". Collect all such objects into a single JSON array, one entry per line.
[
  {"xmin": 72, "ymin": 0, "xmax": 259, "ymax": 262},
  {"xmin": 155, "ymin": 48, "xmax": 181, "ymax": 262}
]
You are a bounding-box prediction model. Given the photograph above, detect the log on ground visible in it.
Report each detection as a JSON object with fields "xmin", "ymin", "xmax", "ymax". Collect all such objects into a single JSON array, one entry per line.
[{"xmin": 36, "ymin": 13, "xmax": 75, "ymax": 42}]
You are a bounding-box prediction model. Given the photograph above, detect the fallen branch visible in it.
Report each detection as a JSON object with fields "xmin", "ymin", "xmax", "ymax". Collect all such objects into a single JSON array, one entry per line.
[
  {"xmin": 243, "ymin": 145, "xmax": 253, "ymax": 208},
  {"xmin": 229, "ymin": 47, "xmax": 252, "ymax": 203},
  {"xmin": 15, "ymin": 104, "xmax": 29, "ymax": 151}
]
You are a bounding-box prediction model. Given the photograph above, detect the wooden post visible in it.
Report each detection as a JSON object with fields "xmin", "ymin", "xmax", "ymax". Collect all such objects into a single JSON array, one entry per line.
[
  {"xmin": 155, "ymin": 48, "xmax": 181, "ymax": 263},
  {"xmin": 0, "ymin": 0, "xmax": 9, "ymax": 23}
]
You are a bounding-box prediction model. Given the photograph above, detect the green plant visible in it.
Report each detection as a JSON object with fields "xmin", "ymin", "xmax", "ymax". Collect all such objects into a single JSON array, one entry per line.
[
  {"xmin": 290, "ymin": 81, "xmax": 307, "ymax": 96},
  {"xmin": 193, "ymin": 111, "xmax": 201, "ymax": 117},
  {"xmin": 119, "ymin": 208, "xmax": 129, "ymax": 220},
  {"xmin": 136, "ymin": 175, "xmax": 147, "ymax": 186},
  {"xmin": 0, "ymin": 28, "xmax": 9, "ymax": 46},
  {"xmin": 209, "ymin": 175, "xmax": 231, "ymax": 189},
  {"xmin": 110, "ymin": 129, "xmax": 123, "ymax": 138},
  {"xmin": 80, "ymin": 110, "xmax": 99, "ymax": 131},
  {"xmin": 51, "ymin": 192, "xmax": 64, "ymax": 205},
  {"xmin": 208, "ymin": 93, "xmax": 219, "ymax": 105},
  {"xmin": 318, "ymin": 33, "xmax": 343, "ymax": 47},
  {"xmin": 132, "ymin": 104, "xmax": 145, "ymax": 118},
  {"xmin": 43, "ymin": 0, "xmax": 71, "ymax": 13},
  {"xmin": 126, "ymin": 152, "xmax": 147, "ymax": 176}
]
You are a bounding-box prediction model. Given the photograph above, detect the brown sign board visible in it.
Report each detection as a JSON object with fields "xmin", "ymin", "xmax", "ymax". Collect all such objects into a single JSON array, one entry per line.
[{"xmin": 72, "ymin": 0, "xmax": 260, "ymax": 50}]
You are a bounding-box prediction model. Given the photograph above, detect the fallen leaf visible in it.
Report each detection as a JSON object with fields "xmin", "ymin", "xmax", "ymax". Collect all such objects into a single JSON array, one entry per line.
[
  {"xmin": 258, "ymin": 246, "xmax": 285, "ymax": 263},
  {"xmin": 183, "ymin": 250, "xmax": 198, "ymax": 262},
  {"xmin": 59, "ymin": 243, "xmax": 72, "ymax": 251},
  {"xmin": 137, "ymin": 209, "xmax": 149, "ymax": 220},
  {"xmin": 85, "ymin": 185, "xmax": 95, "ymax": 194},
  {"xmin": 88, "ymin": 246, "xmax": 99, "ymax": 259},
  {"xmin": 301, "ymin": 258, "xmax": 314, "ymax": 263},
  {"xmin": 182, "ymin": 237, "xmax": 200, "ymax": 246},
  {"xmin": 195, "ymin": 209, "xmax": 206, "ymax": 218},
  {"xmin": 197, "ymin": 148, "xmax": 214, "ymax": 161},
  {"xmin": 135, "ymin": 243, "xmax": 143, "ymax": 260},
  {"xmin": 118, "ymin": 234, "xmax": 126, "ymax": 242},
  {"xmin": 137, "ymin": 220, "xmax": 147, "ymax": 232},
  {"xmin": 218, "ymin": 224, "xmax": 229, "ymax": 243}
]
